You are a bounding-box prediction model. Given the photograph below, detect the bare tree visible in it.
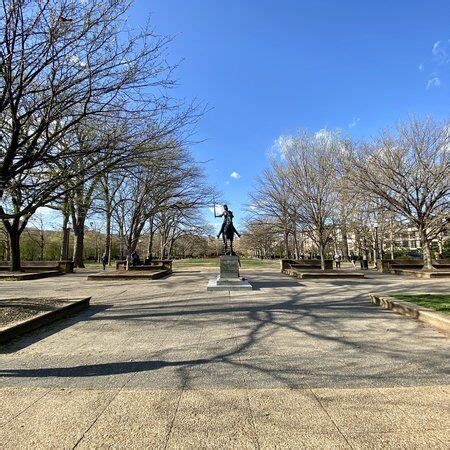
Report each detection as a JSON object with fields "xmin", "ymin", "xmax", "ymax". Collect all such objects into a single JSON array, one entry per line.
[
  {"xmin": 352, "ymin": 116, "xmax": 449, "ymax": 269},
  {"xmin": 250, "ymin": 160, "xmax": 295, "ymax": 258},
  {"xmin": 0, "ymin": 0, "xmax": 200, "ymax": 270},
  {"xmin": 98, "ymin": 170, "xmax": 127, "ymax": 265},
  {"xmin": 238, "ymin": 219, "xmax": 279, "ymax": 259},
  {"xmin": 285, "ymin": 131, "xmax": 341, "ymax": 270},
  {"xmin": 113, "ymin": 145, "xmax": 212, "ymax": 260},
  {"xmin": 25, "ymin": 213, "xmax": 46, "ymax": 260},
  {"xmin": 0, "ymin": 222, "xmax": 10, "ymax": 260}
]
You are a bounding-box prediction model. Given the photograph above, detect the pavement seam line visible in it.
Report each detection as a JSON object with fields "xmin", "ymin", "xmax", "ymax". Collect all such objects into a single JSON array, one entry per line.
[
  {"xmin": 0, "ymin": 387, "xmax": 55, "ymax": 428},
  {"xmin": 164, "ymin": 388, "xmax": 184, "ymax": 449},
  {"xmin": 71, "ymin": 383, "xmax": 128, "ymax": 449},
  {"xmin": 245, "ymin": 387, "xmax": 261, "ymax": 449},
  {"xmin": 233, "ymin": 287, "xmax": 261, "ymax": 449},
  {"xmin": 309, "ymin": 388, "xmax": 354, "ymax": 449},
  {"xmin": 375, "ymin": 386, "xmax": 449, "ymax": 445}
]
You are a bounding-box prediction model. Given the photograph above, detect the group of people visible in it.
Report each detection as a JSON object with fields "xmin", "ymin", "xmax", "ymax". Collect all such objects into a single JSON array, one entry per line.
[
  {"xmin": 334, "ymin": 253, "xmax": 361, "ymax": 269},
  {"xmin": 100, "ymin": 251, "xmax": 141, "ymax": 270}
]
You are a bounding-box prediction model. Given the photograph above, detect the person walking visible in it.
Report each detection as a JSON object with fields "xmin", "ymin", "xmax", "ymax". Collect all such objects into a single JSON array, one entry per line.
[
  {"xmin": 101, "ymin": 252, "xmax": 108, "ymax": 271},
  {"xmin": 130, "ymin": 250, "xmax": 140, "ymax": 266},
  {"xmin": 334, "ymin": 253, "xmax": 341, "ymax": 269},
  {"xmin": 350, "ymin": 254, "xmax": 357, "ymax": 268}
]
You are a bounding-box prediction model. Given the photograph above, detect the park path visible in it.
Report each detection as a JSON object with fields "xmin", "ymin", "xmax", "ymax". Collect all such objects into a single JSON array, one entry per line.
[{"xmin": 1, "ymin": 269, "xmax": 449, "ymax": 448}]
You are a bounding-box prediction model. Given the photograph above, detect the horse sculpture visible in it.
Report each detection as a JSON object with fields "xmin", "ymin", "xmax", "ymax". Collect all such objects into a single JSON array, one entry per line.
[{"xmin": 215, "ymin": 204, "xmax": 241, "ymax": 255}]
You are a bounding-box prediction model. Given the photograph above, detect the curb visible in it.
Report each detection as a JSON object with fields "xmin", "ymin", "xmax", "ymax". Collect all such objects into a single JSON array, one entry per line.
[
  {"xmin": 369, "ymin": 294, "xmax": 449, "ymax": 337},
  {"xmin": 283, "ymin": 269, "xmax": 365, "ymax": 279},
  {"xmin": 86, "ymin": 270, "xmax": 170, "ymax": 281},
  {"xmin": 0, "ymin": 297, "xmax": 91, "ymax": 344},
  {"xmin": 0, "ymin": 271, "xmax": 64, "ymax": 281}
]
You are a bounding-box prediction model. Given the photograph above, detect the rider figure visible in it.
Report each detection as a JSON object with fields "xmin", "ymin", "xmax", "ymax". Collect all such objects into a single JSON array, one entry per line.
[{"xmin": 215, "ymin": 204, "xmax": 240, "ymax": 239}]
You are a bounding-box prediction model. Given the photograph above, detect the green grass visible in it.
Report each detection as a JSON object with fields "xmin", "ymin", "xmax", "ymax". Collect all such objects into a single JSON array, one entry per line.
[
  {"xmin": 174, "ymin": 258, "xmax": 219, "ymax": 267},
  {"xmin": 392, "ymin": 294, "xmax": 450, "ymax": 314},
  {"xmin": 173, "ymin": 258, "xmax": 280, "ymax": 269}
]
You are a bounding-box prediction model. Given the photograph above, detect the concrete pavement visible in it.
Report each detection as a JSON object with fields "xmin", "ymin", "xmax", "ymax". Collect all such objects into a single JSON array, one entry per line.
[{"xmin": 0, "ymin": 269, "xmax": 449, "ymax": 448}]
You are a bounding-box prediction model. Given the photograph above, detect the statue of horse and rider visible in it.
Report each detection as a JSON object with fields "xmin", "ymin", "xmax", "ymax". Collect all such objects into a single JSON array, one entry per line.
[{"xmin": 214, "ymin": 204, "xmax": 240, "ymax": 255}]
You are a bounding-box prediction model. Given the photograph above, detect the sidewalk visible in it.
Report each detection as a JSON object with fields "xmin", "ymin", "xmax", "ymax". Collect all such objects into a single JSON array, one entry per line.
[{"xmin": 1, "ymin": 270, "xmax": 448, "ymax": 448}]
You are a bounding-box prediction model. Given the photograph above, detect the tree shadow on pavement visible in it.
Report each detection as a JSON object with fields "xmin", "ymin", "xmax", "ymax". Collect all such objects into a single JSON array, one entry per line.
[
  {"xmin": 0, "ymin": 305, "xmax": 113, "ymax": 354},
  {"xmin": 1, "ymin": 279, "xmax": 448, "ymax": 388}
]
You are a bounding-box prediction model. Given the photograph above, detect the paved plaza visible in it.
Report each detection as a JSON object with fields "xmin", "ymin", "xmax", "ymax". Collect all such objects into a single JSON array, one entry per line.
[{"xmin": 1, "ymin": 269, "xmax": 449, "ymax": 448}]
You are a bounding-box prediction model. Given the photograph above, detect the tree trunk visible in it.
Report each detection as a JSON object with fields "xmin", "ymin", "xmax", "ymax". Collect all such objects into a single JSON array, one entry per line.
[
  {"xmin": 9, "ymin": 226, "xmax": 21, "ymax": 271},
  {"xmin": 341, "ymin": 229, "xmax": 349, "ymax": 260},
  {"xmin": 3, "ymin": 218, "xmax": 24, "ymax": 271},
  {"xmin": 292, "ymin": 227, "xmax": 300, "ymax": 260},
  {"xmin": 146, "ymin": 216, "xmax": 154, "ymax": 260},
  {"xmin": 104, "ymin": 209, "xmax": 111, "ymax": 265},
  {"xmin": 119, "ymin": 221, "xmax": 125, "ymax": 259},
  {"xmin": 168, "ymin": 238, "xmax": 174, "ymax": 259},
  {"xmin": 60, "ymin": 213, "xmax": 69, "ymax": 260},
  {"xmin": 283, "ymin": 229, "xmax": 290, "ymax": 259},
  {"xmin": 39, "ymin": 231, "xmax": 44, "ymax": 260},
  {"xmin": 160, "ymin": 238, "xmax": 165, "ymax": 260},
  {"xmin": 420, "ymin": 228, "xmax": 433, "ymax": 270},
  {"xmin": 5, "ymin": 236, "xmax": 10, "ymax": 261},
  {"xmin": 147, "ymin": 231, "xmax": 154, "ymax": 260},
  {"xmin": 389, "ymin": 219, "xmax": 395, "ymax": 260},
  {"xmin": 319, "ymin": 241, "xmax": 325, "ymax": 271},
  {"xmin": 72, "ymin": 217, "xmax": 86, "ymax": 268},
  {"xmin": 60, "ymin": 195, "xmax": 71, "ymax": 261}
]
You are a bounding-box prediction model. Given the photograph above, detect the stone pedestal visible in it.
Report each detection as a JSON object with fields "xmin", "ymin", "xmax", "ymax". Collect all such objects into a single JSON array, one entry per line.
[{"xmin": 207, "ymin": 255, "xmax": 252, "ymax": 291}]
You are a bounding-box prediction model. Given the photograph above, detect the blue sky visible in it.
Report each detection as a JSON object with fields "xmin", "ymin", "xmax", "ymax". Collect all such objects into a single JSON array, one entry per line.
[
  {"xmin": 42, "ymin": 1, "xmax": 450, "ymax": 231},
  {"xmin": 132, "ymin": 0, "xmax": 449, "ymax": 229}
]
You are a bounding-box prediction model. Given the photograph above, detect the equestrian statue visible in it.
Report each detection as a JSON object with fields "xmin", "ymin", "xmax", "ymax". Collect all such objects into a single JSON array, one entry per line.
[{"xmin": 214, "ymin": 204, "xmax": 241, "ymax": 255}]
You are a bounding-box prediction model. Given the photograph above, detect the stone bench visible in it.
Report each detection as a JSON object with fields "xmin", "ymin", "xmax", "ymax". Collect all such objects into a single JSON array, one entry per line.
[
  {"xmin": 432, "ymin": 259, "xmax": 450, "ymax": 269},
  {"xmin": 115, "ymin": 259, "xmax": 172, "ymax": 272},
  {"xmin": 392, "ymin": 263, "xmax": 424, "ymax": 270},
  {"xmin": 0, "ymin": 260, "xmax": 73, "ymax": 273},
  {"xmin": 281, "ymin": 259, "xmax": 333, "ymax": 272},
  {"xmin": 379, "ymin": 259, "xmax": 450, "ymax": 273}
]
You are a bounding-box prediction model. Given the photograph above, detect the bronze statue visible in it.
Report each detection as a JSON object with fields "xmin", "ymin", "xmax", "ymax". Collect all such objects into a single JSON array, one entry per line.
[{"xmin": 214, "ymin": 204, "xmax": 240, "ymax": 255}]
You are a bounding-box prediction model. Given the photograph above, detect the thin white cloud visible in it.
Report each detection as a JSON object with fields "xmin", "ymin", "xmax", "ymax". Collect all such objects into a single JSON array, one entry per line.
[
  {"xmin": 271, "ymin": 135, "xmax": 294, "ymax": 160},
  {"xmin": 432, "ymin": 41, "xmax": 441, "ymax": 55},
  {"xmin": 426, "ymin": 77, "xmax": 441, "ymax": 89},
  {"xmin": 348, "ymin": 117, "xmax": 360, "ymax": 129},
  {"xmin": 431, "ymin": 39, "xmax": 449, "ymax": 65},
  {"xmin": 230, "ymin": 171, "xmax": 241, "ymax": 179},
  {"xmin": 418, "ymin": 64, "xmax": 424, "ymax": 71},
  {"xmin": 225, "ymin": 180, "xmax": 230, "ymax": 185}
]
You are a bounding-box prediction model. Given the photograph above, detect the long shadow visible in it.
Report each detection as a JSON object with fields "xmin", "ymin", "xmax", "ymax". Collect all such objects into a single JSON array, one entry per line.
[
  {"xmin": 0, "ymin": 304, "xmax": 113, "ymax": 354},
  {"xmin": 2, "ymin": 279, "xmax": 448, "ymax": 387},
  {"xmin": 0, "ymin": 358, "xmax": 211, "ymax": 378}
]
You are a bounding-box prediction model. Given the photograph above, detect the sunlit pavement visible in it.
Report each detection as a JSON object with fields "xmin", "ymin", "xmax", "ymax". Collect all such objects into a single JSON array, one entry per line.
[{"xmin": 1, "ymin": 270, "xmax": 449, "ymax": 448}]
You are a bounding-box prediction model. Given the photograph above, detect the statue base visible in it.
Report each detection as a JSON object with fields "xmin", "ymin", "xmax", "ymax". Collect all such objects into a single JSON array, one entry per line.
[{"xmin": 207, "ymin": 255, "xmax": 252, "ymax": 291}]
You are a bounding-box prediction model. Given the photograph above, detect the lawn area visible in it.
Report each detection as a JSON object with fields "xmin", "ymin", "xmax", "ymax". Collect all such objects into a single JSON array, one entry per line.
[
  {"xmin": 173, "ymin": 258, "xmax": 280, "ymax": 269},
  {"xmin": 392, "ymin": 294, "xmax": 450, "ymax": 314}
]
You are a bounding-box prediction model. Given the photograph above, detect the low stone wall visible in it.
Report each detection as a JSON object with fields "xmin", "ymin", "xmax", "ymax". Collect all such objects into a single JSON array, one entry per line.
[
  {"xmin": 0, "ymin": 297, "xmax": 90, "ymax": 343},
  {"xmin": 280, "ymin": 259, "xmax": 333, "ymax": 272},
  {"xmin": 379, "ymin": 259, "xmax": 450, "ymax": 273},
  {"xmin": 116, "ymin": 259, "xmax": 173, "ymax": 272},
  {"xmin": 0, "ymin": 260, "xmax": 73, "ymax": 273},
  {"xmin": 369, "ymin": 293, "xmax": 450, "ymax": 336}
]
